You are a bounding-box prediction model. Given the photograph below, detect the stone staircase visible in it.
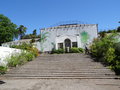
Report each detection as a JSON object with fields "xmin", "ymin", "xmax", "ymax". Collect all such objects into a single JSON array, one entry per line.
[{"xmin": 3, "ymin": 54, "xmax": 119, "ymax": 79}]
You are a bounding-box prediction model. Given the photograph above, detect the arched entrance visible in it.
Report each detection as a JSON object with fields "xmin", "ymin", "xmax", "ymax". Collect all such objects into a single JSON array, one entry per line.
[{"xmin": 64, "ymin": 39, "xmax": 71, "ymax": 49}]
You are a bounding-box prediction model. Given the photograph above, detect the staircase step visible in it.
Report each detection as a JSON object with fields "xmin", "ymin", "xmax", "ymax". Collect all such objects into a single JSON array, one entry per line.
[{"xmin": 3, "ymin": 54, "xmax": 118, "ymax": 79}]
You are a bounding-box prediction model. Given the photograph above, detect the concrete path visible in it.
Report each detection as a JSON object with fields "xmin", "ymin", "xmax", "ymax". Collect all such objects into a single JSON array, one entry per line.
[{"xmin": 0, "ymin": 54, "xmax": 120, "ymax": 90}]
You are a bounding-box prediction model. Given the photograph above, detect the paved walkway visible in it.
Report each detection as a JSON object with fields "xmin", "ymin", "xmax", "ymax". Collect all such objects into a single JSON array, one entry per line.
[{"xmin": 0, "ymin": 54, "xmax": 120, "ymax": 90}]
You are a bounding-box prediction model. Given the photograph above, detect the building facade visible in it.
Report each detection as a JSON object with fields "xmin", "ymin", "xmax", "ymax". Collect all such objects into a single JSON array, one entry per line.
[{"xmin": 38, "ymin": 24, "xmax": 98, "ymax": 52}]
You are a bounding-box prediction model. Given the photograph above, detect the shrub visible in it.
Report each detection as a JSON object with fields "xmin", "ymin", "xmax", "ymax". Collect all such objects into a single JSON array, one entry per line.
[
  {"xmin": 11, "ymin": 43, "xmax": 39, "ymax": 57},
  {"xmin": 25, "ymin": 52, "xmax": 35, "ymax": 61},
  {"xmin": 51, "ymin": 48, "xmax": 65, "ymax": 54},
  {"xmin": 51, "ymin": 48, "xmax": 84, "ymax": 54},
  {"xmin": 27, "ymin": 47, "xmax": 39, "ymax": 57},
  {"xmin": 0, "ymin": 66, "xmax": 7, "ymax": 75},
  {"xmin": 114, "ymin": 64, "xmax": 120, "ymax": 75},
  {"xmin": 70, "ymin": 47, "xmax": 84, "ymax": 53},
  {"xmin": 110, "ymin": 61, "xmax": 120, "ymax": 75},
  {"xmin": 78, "ymin": 48, "xmax": 84, "ymax": 53},
  {"xmin": 1, "ymin": 43, "xmax": 38, "ymax": 74},
  {"xmin": 104, "ymin": 47, "xmax": 116, "ymax": 64},
  {"xmin": 57, "ymin": 48, "xmax": 65, "ymax": 54},
  {"xmin": 7, "ymin": 55, "xmax": 20, "ymax": 67},
  {"xmin": 90, "ymin": 34, "xmax": 117, "ymax": 61},
  {"xmin": 90, "ymin": 32, "xmax": 120, "ymax": 75},
  {"xmin": 7, "ymin": 51, "xmax": 35, "ymax": 67},
  {"xmin": 70, "ymin": 47, "xmax": 80, "ymax": 53}
]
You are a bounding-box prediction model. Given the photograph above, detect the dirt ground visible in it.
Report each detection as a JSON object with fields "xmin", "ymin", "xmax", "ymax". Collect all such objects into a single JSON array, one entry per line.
[{"xmin": 0, "ymin": 79, "xmax": 120, "ymax": 90}]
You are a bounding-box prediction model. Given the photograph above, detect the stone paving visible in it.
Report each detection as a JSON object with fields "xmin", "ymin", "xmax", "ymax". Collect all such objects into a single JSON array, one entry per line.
[
  {"xmin": 0, "ymin": 54, "xmax": 120, "ymax": 90},
  {"xmin": 3, "ymin": 54, "xmax": 118, "ymax": 79}
]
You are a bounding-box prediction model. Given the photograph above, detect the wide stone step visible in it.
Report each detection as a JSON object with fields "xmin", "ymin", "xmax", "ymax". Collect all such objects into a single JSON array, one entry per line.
[
  {"xmin": 4, "ymin": 74, "xmax": 118, "ymax": 79},
  {"xmin": 6, "ymin": 73, "xmax": 114, "ymax": 76},
  {"xmin": 5, "ymin": 73, "xmax": 115, "ymax": 76},
  {"xmin": 3, "ymin": 54, "xmax": 118, "ymax": 79},
  {"xmin": 7, "ymin": 69, "xmax": 113, "ymax": 72}
]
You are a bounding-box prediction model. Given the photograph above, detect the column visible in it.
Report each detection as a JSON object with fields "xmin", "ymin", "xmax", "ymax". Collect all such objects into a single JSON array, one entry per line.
[{"xmin": 77, "ymin": 35, "xmax": 82, "ymax": 48}]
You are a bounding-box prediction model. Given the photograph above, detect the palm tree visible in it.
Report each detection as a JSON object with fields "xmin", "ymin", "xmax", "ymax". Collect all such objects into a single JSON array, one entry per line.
[
  {"xmin": 18, "ymin": 25, "xmax": 27, "ymax": 39},
  {"xmin": 39, "ymin": 32, "xmax": 49, "ymax": 52}
]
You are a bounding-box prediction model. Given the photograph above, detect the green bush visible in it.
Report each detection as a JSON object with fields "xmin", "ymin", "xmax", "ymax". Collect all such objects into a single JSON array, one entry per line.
[
  {"xmin": 51, "ymin": 48, "xmax": 65, "ymax": 54},
  {"xmin": 0, "ymin": 66, "xmax": 7, "ymax": 75},
  {"xmin": 90, "ymin": 33, "xmax": 117, "ymax": 61},
  {"xmin": 70, "ymin": 47, "xmax": 80, "ymax": 53},
  {"xmin": 27, "ymin": 47, "xmax": 39, "ymax": 57},
  {"xmin": 57, "ymin": 48, "xmax": 65, "ymax": 54},
  {"xmin": 114, "ymin": 64, "xmax": 120, "ymax": 75},
  {"xmin": 7, "ymin": 55, "xmax": 20, "ymax": 67},
  {"xmin": 70, "ymin": 47, "xmax": 84, "ymax": 53},
  {"xmin": 78, "ymin": 48, "xmax": 84, "ymax": 53},
  {"xmin": 104, "ymin": 47, "xmax": 116, "ymax": 64},
  {"xmin": 90, "ymin": 33, "xmax": 120, "ymax": 75},
  {"xmin": 7, "ymin": 52, "xmax": 35, "ymax": 67},
  {"xmin": 1, "ymin": 43, "xmax": 38, "ymax": 74},
  {"xmin": 11, "ymin": 43, "xmax": 39, "ymax": 57},
  {"xmin": 110, "ymin": 61, "xmax": 120, "ymax": 75},
  {"xmin": 51, "ymin": 48, "xmax": 84, "ymax": 54},
  {"xmin": 25, "ymin": 52, "xmax": 35, "ymax": 61}
]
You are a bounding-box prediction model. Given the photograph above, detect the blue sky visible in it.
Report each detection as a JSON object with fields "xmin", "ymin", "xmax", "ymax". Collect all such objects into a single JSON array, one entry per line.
[{"xmin": 0, "ymin": 0, "xmax": 120, "ymax": 34}]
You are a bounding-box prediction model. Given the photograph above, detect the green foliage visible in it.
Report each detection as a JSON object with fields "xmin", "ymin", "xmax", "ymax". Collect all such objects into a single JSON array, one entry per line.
[
  {"xmin": 90, "ymin": 33, "xmax": 120, "ymax": 75},
  {"xmin": 70, "ymin": 47, "xmax": 84, "ymax": 53},
  {"xmin": 33, "ymin": 29, "xmax": 37, "ymax": 36},
  {"xmin": 39, "ymin": 32, "xmax": 49, "ymax": 52},
  {"xmin": 0, "ymin": 66, "xmax": 7, "ymax": 75},
  {"xmin": 99, "ymin": 29, "xmax": 117, "ymax": 34},
  {"xmin": 51, "ymin": 48, "xmax": 65, "ymax": 54},
  {"xmin": 7, "ymin": 52, "xmax": 35, "ymax": 67},
  {"xmin": 21, "ymin": 29, "xmax": 40, "ymax": 39},
  {"xmin": 7, "ymin": 54, "xmax": 21, "ymax": 67},
  {"xmin": 17, "ymin": 25, "xmax": 27, "ymax": 39},
  {"xmin": 70, "ymin": 47, "xmax": 80, "ymax": 53},
  {"xmin": 11, "ymin": 43, "xmax": 39, "ymax": 57},
  {"xmin": 51, "ymin": 48, "xmax": 84, "ymax": 54},
  {"xmin": 0, "ymin": 14, "xmax": 18, "ymax": 45},
  {"xmin": 90, "ymin": 33, "xmax": 117, "ymax": 61},
  {"xmin": 39, "ymin": 32, "xmax": 49, "ymax": 42},
  {"xmin": 25, "ymin": 52, "xmax": 35, "ymax": 61},
  {"xmin": 30, "ymin": 38, "xmax": 35, "ymax": 43},
  {"xmin": 104, "ymin": 48, "xmax": 116, "ymax": 64},
  {"xmin": 117, "ymin": 26, "xmax": 120, "ymax": 32},
  {"xmin": 2, "ymin": 43, "xmax": 38, "ymax": 74},
  {"xmin": 78, "ymin": 48, "xmax": 84, "ymax": 53},
  {"xmin": 99, "ymin": 31, "xmax": 107, "ymax": 38}
]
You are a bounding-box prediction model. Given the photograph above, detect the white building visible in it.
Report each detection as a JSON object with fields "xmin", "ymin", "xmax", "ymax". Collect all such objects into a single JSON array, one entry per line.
[
  {"xmin": 37, "ymin": 24, "xmax": 98, "ymax": 52},
  {"xmin": 2, "ymin": 24, "xmax": 98, "ymax": 52}
]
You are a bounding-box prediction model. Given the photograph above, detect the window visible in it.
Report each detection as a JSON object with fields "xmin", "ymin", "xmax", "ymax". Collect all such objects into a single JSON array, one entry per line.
[
  {"xmin": 58, "ymin": 43, "xmax": 63, "ymax": 49},
  {"xmin": 72, "ymin": 42, "xmax": 77, "ymax": 47}
]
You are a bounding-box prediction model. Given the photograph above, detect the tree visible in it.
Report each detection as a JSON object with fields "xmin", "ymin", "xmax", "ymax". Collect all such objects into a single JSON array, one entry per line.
[
  {"xmin": 39, "ymin": 32, "xmax": 49, "ymax": 52},
  {"xmin": 117, "ymin": 26, "xmax": 120, "ymax": 32},
  {"xmin": 17, "ymin": 25, "xmax": 27, "ymax": 39},
  {"xmin": 33, "ymin": 29, "xmax": 37, "ymax": 36},
  {"xmin": 0, "ymin": 14, "xmax": 18, "ymax": 45}
]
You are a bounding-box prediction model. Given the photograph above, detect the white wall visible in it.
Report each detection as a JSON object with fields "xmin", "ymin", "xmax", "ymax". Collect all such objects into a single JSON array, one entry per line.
[
  {"xmin": 40, "ymin": 24, "xmax": 98, "ymax": 52},
  {"xmin": 0, "ymin": 47, "xmax": 21, "ymax": 66}
]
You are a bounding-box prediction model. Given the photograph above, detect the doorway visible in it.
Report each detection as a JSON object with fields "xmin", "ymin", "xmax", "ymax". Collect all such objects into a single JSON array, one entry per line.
[{"xmin": 64, "ymin": 39, "xmax": 71, "ymax": 52}]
